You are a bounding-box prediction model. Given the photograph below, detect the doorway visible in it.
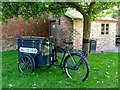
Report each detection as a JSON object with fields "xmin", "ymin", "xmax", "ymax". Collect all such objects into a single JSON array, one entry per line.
[
  {"xmin": 90, "ymin": 40, "xmax": 97, "ymax": 53},
  {"xmin": 50, "ymin": 20, "xmax": 57, "ymax": 39}
]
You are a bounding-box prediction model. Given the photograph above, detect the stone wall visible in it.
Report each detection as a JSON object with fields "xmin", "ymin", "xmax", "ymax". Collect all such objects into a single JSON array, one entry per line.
[
  {"xmin": 73, "ymin": 19, "xmax": 83, "ymax": 49},
  {"xmin": 56, "ymin": 16, "xmax": 83, "ymax": 50},
  {"xmin": 90, "ymin": 20, "xmax": 117, "ymax": 52},
  {"xmin": 118, "ymin": 17, "xmax": 120, "ymax": 35},
  {"xmin": 1, "ymin": 15, "xmax": 49, "ymax": 51},
  {"xmin": 2, "ymin": 14, "xmax": 118, "ymax": 52},
  {"xmin": 56, "ymin": 16, "xmax": 73, "ymax": 47},
  {"xmin": 60, "ymin": 16, "xmax": 73, "ymax": 30}
]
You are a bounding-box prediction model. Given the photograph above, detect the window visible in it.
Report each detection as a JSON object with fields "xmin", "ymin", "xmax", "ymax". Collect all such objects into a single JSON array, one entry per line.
[
  {"xmin": 106, "ymin": 24, "xmax": 109, "ymax": 34},
  {"xmin": 101, "ymin": 24, "xmax": 105, "ymax": 34},
  {"xmin": 101, "ymin": 24, "xmax": 109, "ymax": 35}
]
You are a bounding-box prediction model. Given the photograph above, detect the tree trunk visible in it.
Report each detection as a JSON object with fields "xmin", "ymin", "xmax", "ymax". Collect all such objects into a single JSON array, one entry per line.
[{"xmin": 82, "ymin": 14, "xmax": 91, "ymax": 57}]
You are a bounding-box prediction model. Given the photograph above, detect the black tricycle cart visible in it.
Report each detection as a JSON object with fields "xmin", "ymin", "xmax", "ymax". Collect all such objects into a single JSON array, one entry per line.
[{"xmin": 17, "ymin": 35, "xmax": 90, "ymax": 81}]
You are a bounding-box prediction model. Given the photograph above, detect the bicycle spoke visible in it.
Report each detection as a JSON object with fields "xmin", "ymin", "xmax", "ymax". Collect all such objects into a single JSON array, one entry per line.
[
  {"xmin": 18, "ymin": 55, "xmax": 35, "ymax": 73},
  {"xmin": 64, "ymin": 53, "xmax": 89, "ymax": 81},
  {"xmin": 69, "ymin": 54, "xmax": 76, "ymax": 65}
]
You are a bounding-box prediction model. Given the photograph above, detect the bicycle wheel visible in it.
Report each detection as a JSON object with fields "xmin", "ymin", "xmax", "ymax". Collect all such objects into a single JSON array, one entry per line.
[
  {"xmin": 63, "ymin": 53, "xmax": 89, "ymax": 81},
  {"xmin": 18, "ymin": 54, "xmax": 35, "ymax": 73}
]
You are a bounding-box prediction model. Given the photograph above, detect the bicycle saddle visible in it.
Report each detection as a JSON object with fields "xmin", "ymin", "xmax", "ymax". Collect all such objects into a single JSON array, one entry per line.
[{"xmin": 63, "ymin": 40, "xmax": 73, "ymax": 45}]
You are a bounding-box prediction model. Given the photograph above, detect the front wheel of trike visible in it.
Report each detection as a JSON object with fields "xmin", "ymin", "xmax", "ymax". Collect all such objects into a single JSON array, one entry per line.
[
  {"xmin": 63, "ymin": 53, "xmax": 90, "ymax": 81},
  {"xmin": 18, "ymin": 54, "xmax": 35, "ymax": 73}
]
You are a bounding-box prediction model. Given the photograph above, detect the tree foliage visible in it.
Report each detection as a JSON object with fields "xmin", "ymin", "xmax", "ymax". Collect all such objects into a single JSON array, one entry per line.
[
  {"xmin": 2, "ymin": 2, "xmax": 118, "ymax": 23},
  {"xmin": 2, "ymin": 2, "xmax": 67, "ymax": 23}
]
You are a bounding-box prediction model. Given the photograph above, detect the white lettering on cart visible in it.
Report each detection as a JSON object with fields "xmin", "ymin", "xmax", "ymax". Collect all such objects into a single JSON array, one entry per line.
[{"xmin": 19, "ymin": 47, "xmax": 38, "ymax": 54}]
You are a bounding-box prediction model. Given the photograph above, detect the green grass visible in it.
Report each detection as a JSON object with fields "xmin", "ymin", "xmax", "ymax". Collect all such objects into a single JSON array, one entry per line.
[{"xmin": 2, "ymin": 50, "xmax": 119, "ymax": 88}]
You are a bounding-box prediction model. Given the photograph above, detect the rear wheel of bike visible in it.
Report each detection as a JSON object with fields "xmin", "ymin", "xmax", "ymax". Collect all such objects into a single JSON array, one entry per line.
[
  {"xmin": 64, "ymin": 53, "xmax": 89, "ymax": 81},
  {"xmin": 18, "ymin": 54, "xmax": 35, "ymax": 73}
]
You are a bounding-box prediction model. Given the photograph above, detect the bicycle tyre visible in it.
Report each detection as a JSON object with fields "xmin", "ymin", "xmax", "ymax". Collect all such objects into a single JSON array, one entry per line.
[
  {"xmin": 18, "ymin": 54, "xmax": 35, "ymax": 73},
  {"xmin": 63, "ymin": 53, "xmax": 90, "ymax": 81}
]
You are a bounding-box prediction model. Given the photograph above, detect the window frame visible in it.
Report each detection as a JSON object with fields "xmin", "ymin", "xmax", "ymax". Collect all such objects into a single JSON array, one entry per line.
[{"xmin": 101, "ymin": 23, "xmax": 109, "ymax": 35}]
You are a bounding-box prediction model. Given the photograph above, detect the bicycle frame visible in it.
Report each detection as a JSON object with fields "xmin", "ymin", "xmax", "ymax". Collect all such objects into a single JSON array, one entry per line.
[
  {"xmin": 49, "ymin": 37, "xmax": 85, "ymax": 69},
  {"xmin": 51, "ymin": 44, "xmax": 73, "ymax": 68}
]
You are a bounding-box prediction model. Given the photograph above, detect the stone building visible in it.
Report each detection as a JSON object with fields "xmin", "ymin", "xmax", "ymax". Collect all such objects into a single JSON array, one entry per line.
[
  {"xmin": 48, "ymin": 9, "xmax": 83, "ymax": 49},
  {"xmin": 49, "ymin": 9, "xmax": 118, "ymax": 52},
  {"xmin": 1, "ymin": 9, "xmax": 118, "ymax": 52},
  {"xmin": 90, "ymin": 18, "xmax": 118, "ymax": 52}
]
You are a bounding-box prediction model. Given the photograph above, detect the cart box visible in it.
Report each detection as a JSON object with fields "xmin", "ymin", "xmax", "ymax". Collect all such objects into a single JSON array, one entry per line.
[{"xmin": 17, "ymin": 36, "xmax": 50, "ymax": 66}]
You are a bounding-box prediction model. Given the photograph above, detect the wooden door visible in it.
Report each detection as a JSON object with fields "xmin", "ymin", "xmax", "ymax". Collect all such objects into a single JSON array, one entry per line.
[{"xmin": 50, "ymin": 21, "xmax": 57, "ymax": 39}]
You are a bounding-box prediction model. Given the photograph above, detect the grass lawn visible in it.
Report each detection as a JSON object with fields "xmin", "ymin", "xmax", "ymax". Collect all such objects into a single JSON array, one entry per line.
[{"xmin": 2, "ymin": 50, "xmax": 119, "ymax": 88}]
